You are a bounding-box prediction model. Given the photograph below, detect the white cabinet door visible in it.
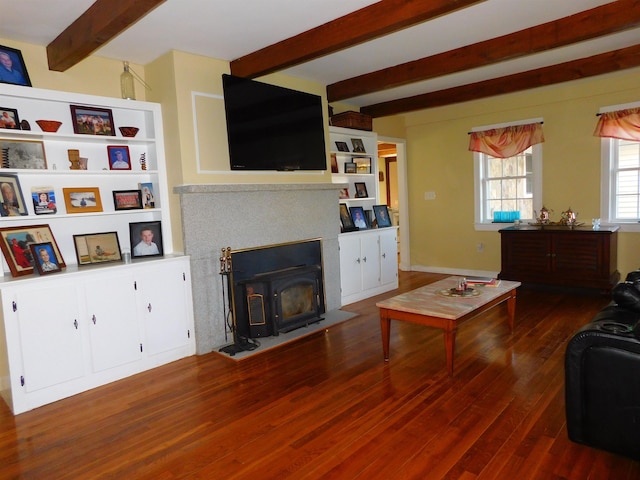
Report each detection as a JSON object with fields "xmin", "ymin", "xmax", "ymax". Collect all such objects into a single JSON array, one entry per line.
[
  {"xmin": 339, "ymin": 234, "xmax": 363, "ymax": 298},
  {"xmin": 138, "ymin": 260, "xmax": 191, "ymax": 356},
  {"xmin": 361, "ymin": 234, "xmax": 381, "ymax": 291},
  {"xmin": 12, "ymin": 284, "xmax": 85, "ymax": 393},
  {"xmin": 84, "ymin": 274, "xmax": 142, "ymax": 372},
  {"xmin": 379, "ymin": 229, "xmax": 398, "ymax": 286}
]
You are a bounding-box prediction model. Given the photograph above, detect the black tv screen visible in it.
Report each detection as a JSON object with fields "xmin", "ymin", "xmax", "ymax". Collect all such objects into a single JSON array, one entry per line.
[{"xmin": 222, "ymin": 74, "xmax": 327, "ymax": 171}]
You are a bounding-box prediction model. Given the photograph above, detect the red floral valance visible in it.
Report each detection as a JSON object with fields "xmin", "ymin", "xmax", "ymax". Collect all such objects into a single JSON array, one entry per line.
[
  {"xmin": 593, "ymin": 107, "xmax": 640, "ymax": 141},
  {"xmin": 468, "ymin": 122, "xmax": 544, "ymax": 158}
]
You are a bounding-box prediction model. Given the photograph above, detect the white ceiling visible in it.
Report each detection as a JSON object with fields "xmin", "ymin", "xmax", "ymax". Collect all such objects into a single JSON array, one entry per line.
[{"xmin": 1, "ymin": 0, "xmax": 637, "ymax": 108}]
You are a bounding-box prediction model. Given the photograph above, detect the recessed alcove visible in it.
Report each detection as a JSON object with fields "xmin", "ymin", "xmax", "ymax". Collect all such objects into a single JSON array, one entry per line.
[{"xmin": 175, "ymin": 183, "xmax": 345, "ymax": 354}]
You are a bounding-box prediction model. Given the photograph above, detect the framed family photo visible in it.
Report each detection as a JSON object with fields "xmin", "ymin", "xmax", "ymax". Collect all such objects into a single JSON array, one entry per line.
[
  {"xmin": 107, "ymin": 145, "xmax": 131, "ymax": 170},
  {"xmin": 0, "ymin": 138, "xmax": 47, "ymax": 169},
  {"xmin": 354, "ymin": 182, "xmax": 369, "ymax": 198},
  {"xmin": 0, "ymin": 45, "xmax": 31, "ymax": 87},
  {"xmin": 30, "ymin": 242, "xmax": 61, "ymax": 275},
  {"xmin": 339, "ymin": 203, "xmax": 356, "ymax": 232},
  {"xmin": 349, "ymin": 206, "xmax": 369, "ymax": 230},
  {"xmin": 0, "ymin": 224, "xmax": 65, "ymax": 277},
  {"xmin": 0, "ymin": 173, "xmax": 27, "ymax": 217},
  {"xmin": 31, "ymin": 186, "xmax": 57, "ymax": 215},
  {"xmin": 70, "ymin": 105, "xmax": 115, "ymax": 136},
  {"xmin": 373, "ymin": 204, "xmax": 392, "ymax": 228},
  {"xmin": 0, "ymin": 107, "xmax": 20, "ymax": 129},
  {"xmin": 129, "ymin": 221, "xmax": 163, "ymax": 258},
  {"xmin": 63, "ymin": 187, "xmax": 103, "ymax": 214},
  {"xmin": 73, "ymin": 232, "xmax": 122, "ymax": 265},
  {"xmin": 113, "ymin": 190, "xmax": 142, "ymax": 210}
]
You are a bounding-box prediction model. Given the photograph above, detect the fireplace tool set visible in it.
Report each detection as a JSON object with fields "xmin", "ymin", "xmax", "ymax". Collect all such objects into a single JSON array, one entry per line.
[{"xmin": 218, "ymin": 247, "xmax": 258, "ymax": 356}]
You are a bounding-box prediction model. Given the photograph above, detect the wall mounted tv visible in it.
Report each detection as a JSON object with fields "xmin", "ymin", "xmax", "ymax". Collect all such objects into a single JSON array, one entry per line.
[{"xmin": 222, "ymin": 74, "xmax": 327, "ymax": 171}]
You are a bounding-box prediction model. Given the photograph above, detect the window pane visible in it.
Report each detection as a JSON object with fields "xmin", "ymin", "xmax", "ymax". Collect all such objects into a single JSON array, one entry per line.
[{"xmin": 612, "ymin": 139, "xmax": 640, "ymax": 221}]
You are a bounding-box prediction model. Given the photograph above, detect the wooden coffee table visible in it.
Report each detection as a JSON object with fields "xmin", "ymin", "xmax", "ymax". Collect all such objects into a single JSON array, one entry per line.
[{"xmin": 376, "ymin": 277, "xmax": 521, "ymax": 376}]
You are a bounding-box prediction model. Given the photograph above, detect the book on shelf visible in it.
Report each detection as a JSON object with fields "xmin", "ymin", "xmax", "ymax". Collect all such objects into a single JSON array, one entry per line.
[{"xmin": 466, "ymin": 277, "xmax": 501, "ymax": 287}]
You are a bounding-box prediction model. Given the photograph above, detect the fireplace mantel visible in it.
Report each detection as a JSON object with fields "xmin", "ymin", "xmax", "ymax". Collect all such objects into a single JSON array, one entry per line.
[{"xmin": 175, "ymin": 182, "xmax": 345, "ymax": 354}]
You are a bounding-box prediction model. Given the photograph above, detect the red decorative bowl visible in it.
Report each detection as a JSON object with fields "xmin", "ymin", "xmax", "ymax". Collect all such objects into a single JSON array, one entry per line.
[
  {"xmin": 35, "ymin": 120, "xmax": 62, "ymax": 132},
  {"xmin": 119, "ymin": 126, "xmax": 139, "ymax": 137}
]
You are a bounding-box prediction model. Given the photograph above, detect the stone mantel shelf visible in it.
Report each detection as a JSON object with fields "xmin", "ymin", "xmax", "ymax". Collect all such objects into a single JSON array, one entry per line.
[{"xmin": 174, "ymin": 183, "xmax": 347, "ymax": 195}]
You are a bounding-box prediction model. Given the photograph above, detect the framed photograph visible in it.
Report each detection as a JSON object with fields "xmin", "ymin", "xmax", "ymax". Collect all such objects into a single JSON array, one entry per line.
[
  {"xmin": 107, "ymin": 145, "xmax": 131, "ymax": 170},
  {"xmin": 354, "ymin": 182, "xmax": 369, "ymax": 198},
  {"xmin": 130, "ymin": 221, "xmax": 163, "ymax": 258},
  {"xmin": 0, "ymin": 173, "xmax": 27, "ymax": 216},
  {"xmin": 0, "ymin": 224, "xmax": 65, "ymax": 277},
  {"xmin": 349, "ymin": 205, "xmax": 369, "ymax": 230},
  {"xmin": 73, "ymin": 232, "xmax": 122, "ymax": 265},
  {"xmin": 339, "ymin": 203, "xmax": 356, "ymax": 232},
  {"xmin": 139, "ymin": 182, "xmax": 155, "ymax": 208},
  {"xmin": 355, "ymin": 157, "xmax": 371, "ymax": 174},
  {"xmin": 63, "ymin": 187, "xmax": 103, "ymax": 214},
  {"xmin": 338, "ymin": 187, "xmax": 349, "ymax": 199},
  {"xmin": 0, "ymin": 45, "xmax": 31, "ymax": 87},
  {"xmin": 0, "ymin": 138, "xmax": 47, "ymax": 169},
  {"xmin": 344, "ymin": 162, "xmax": 357, "ymax": 174},
  {"xmin": 0, "ymin": 107, "xmax": 20, "ymax": 129},
  {"xmin": 30, "ymin": 242, "xmax": 61, "ymax": 275},
  {"xmin": 335, "ymin": 141, "xmax": 349, "ymax": 152},
  {"xmin": 330, "ymin": 153, "xmax": 338, "ymax": 173},
  {"xmin": 373, "ymin": 204, "xmax": 392, "ymax": 228},
  {"xmin": 351, "ymin": 138, "xmax": 366, "ymax": 153},
  {"xmin": 31, "ymin": 186, "xmax": 57, "ymax": 215},
  {"xmin": 113, "ymin": 190, "xmax": 142, "ymax": 210},
  {"xmin": 70, "ymin": 105, "xmax": 115, "ymax": 136}
]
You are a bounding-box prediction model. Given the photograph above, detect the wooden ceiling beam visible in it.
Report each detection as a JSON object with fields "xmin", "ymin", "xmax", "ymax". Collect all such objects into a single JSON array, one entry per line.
[
  {"xmin": 229, "ymin": 0, "xmax": 487, "ymax": 79},
  {"xmin": 46, "ymin": 0, "xmax": 166, "ymax": 72},
  {"xmin": 329, "ymin": 0, "xmax": 640, "ymax": 102},
  {"xmin": 361, "ymin": 44, "xmax": 640, "ymax": 118}
]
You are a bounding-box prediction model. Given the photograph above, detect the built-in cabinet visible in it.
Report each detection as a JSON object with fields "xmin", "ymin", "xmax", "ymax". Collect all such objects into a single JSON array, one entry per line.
[
  {"xmin": 0, "ymin": 85, "xmax": 195, "ymax": 415},
  {"xmin": 339, "ymin": 228, "xmax": 398, "ymax": 305},
  {"xmin": 0, "ymin": 256, "xmax": 194, "ymax": 414}
]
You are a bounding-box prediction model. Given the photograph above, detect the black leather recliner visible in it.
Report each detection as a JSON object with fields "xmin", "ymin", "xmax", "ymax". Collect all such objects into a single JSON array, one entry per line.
[{"xmin": 565, "ymin": 272, "xmax": 640, "ymax": 460}]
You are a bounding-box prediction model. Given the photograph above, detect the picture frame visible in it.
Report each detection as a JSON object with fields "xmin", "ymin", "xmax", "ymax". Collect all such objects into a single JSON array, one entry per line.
[
  {"xmin": 339, "ymin": 203, "xmax": 357, "ymax": 232},
  {"xmin": 335, "ymin": 141, "xmax": 349, "ymax": 152},
  {"xmin": 107, "ymin": 145, "xmax": 131, "ymax": 170},
  {"xmin": 31, "ymin": 186, "xmax": 57, "ymax": 215},
  {"xmin": 0, "ymin": 173, "xmax": 27, "ymax": 216},
  {"xmin": 373, "ymin": 204, "xmax": 393, "ymax": 228},
  {"xmin": 354, "ymin": 157, "xmax": 371, "ymax": 174},
  {"xmin": 0, "ymin": 138, "xmax": 47, "ymax": 169},
  {"xmin": 63, "ymin": 187, "xmax": 103, "ymax": 214},
  {"xmin": 344, "ymin": 162, "xmax": 357, "ymax": 174},
  {"xmin": 30, "ymin": 242, "xmax": 61, "ymax": 275},
  {"xmin": 354, "ymin": 182, "xmax": 369, "ymax": 198},
  {"xmin": 351, "ymin": 138, "xmax": 366, "ymax": 153},
  {"xmin": 139, "ymin": 182, "xmax": 155, "ymax": 208},
  {"xmin": 338, "ymin": 187, "xmax": 349, "ymax": 199},
  {"xmin": 130, "ymin": 221, "xmax": 163, "ymax": 258},
  {"xmin": 0, "ymin": 45, "xmax": 31, "ymax": 87},
  {"xmin": 0, "ymin": 224, "xmax": 65, "ymax": 277},
  {"xmin": 0, "ymin": 107, "xmax": 20, "ymax": 129},
  {"xmin": 112, "ymin": 189, "xmax": 143, "ymax": 210},
  {"xmin": 70, "ymin": 105, "xmax": 115, "ymax": 136},
  {"xmin": 73, "ymin": 232, "xmax": 122, "ymax": 265},
  {"xmin": 349, "ymin": 205, "xmax": 369, "ymax": 230}
]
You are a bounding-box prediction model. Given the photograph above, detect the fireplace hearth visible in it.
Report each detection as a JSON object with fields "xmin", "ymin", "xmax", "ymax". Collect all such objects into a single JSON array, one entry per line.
[{"xmin": 230, "ymin": 239, "xmax": 326, "ymax": 340}]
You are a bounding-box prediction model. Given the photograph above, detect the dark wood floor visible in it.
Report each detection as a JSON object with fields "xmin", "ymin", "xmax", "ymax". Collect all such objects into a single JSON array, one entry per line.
[{"xmin": 2, "ymin": 271, "xmax": 639, "ymax": 479}]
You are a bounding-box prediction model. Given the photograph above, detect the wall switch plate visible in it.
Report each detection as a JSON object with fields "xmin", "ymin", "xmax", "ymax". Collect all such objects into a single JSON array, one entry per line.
[{"xmin": 424, "ymin": 191, "xmax": 436, "ymax": 200}]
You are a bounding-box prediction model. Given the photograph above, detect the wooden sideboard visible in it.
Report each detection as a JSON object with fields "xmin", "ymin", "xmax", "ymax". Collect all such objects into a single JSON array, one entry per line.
[{"xmin": 498, "ymin": 226, "xmax": 620, "ymax": 291}]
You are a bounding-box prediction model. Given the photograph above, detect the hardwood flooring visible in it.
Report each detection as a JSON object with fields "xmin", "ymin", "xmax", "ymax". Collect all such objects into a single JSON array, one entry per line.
[{"xmin": 2, "ymin": 271, "xmax": 640, "ymax": 479}]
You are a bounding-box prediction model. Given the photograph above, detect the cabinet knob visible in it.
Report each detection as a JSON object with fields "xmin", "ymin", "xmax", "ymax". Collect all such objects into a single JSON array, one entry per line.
[
  {"xmin": 92, "ymin": 314, "xmax": 97, "ymax": 325},
  {"xmin": 147, "ymin": 303, "xmax": 152, "ymax": 312},
  {"xmin": 356, "ymin": 257, "xmax": 361, "ymax": 264},
  {"xmin": 382, "ymin": 253, "xmax": 386, "ymax": 258},
  {"xmin": 363, "ymin": 256, "xmax": 367, "ymax": 263},
  {"xmin": 74, "ymin": 319, "xmax": 78, "ymax": 329}
]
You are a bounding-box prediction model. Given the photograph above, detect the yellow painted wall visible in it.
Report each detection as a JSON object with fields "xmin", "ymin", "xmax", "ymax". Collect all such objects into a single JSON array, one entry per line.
[{"xmin": 380, "ymin": 67, "xmax": 640, "ymax": 278}]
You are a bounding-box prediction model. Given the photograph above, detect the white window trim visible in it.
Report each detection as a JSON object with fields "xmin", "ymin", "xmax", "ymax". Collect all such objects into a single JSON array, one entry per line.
[
  {"xmin": 599, "ymin": 100, "xmax": 640, "ymax": 233},
  {"xmin": 472, "ymin": 117, "xmax": 544, "ymax": 231}
]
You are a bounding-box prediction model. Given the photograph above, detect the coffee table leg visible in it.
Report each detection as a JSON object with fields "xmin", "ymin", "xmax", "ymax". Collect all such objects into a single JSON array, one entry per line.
[
  {"xmin": 380, "ymin": 309, "xmax": 391, "ymax": 362},
  {"xmin": 444, "ymin": 323, "xmax": 456, "ymax": 376},
  {"xmin": 507, "ymin": 292, "xmax": 517, "ymax": 333}
]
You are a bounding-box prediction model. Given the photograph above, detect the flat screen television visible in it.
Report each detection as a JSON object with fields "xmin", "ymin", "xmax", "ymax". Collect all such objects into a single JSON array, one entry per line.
[{"xmin": 222, "ymin": 74, "xmax": 327, "ymax": 171}]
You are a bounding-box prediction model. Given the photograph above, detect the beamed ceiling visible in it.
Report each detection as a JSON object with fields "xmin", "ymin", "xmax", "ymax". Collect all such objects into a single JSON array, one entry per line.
[{"xmin": 3, "ymin": 0, "xmax": 640, "ymax": 118}]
